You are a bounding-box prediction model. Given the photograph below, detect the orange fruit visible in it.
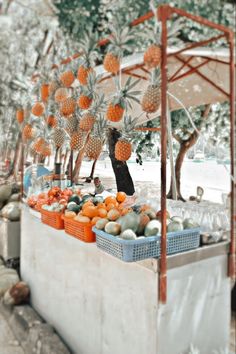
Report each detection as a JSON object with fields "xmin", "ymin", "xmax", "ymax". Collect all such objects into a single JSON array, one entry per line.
[
  {"xmin": 97, "ymin": 203, "xmax": 106, "ymax": 209},
  {"xmin": 106, "ymin": 203, "xmax": 117, "ymax": 211},
  {"xmin": 83, "ymin": 205, "xmax": 97, "ymax": 218},
  {"xmin": 116, "ymin": 191, "xmax": 126, "ymax": 203},
  {"xmin": 105, "ymin": 196, "xmax": 117, "ymax": 206},
  {"xmin": 97, "ymin": 208, "xmax": 107, "ymax": 218},
  {"xmin": 91, "ymin": 216, "xmax": 101, "ymax": 226},
  {"xmin": 82, "ymin": 201, "xmax": 94, "ymax": 210}
]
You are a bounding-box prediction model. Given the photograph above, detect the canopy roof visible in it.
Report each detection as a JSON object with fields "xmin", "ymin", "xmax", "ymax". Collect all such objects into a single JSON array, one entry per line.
[{"xmin": 93, "ymin": 47, "xmax": 231, "ymax": 127}]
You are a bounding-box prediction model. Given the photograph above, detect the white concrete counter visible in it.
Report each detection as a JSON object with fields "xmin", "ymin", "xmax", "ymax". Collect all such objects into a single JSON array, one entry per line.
[{"xmin": 21, "ymin": 207, "xmax": 230, "ymax": 354}]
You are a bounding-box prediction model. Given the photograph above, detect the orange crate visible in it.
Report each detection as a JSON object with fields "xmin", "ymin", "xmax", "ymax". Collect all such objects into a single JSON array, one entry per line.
[
  {"xmin": 62, "ymin": 216, "xmax": 95, "ymax": 242},
  {"xmin": 41, "ymin": 209, "xmax": 64, "ymax": 230}
]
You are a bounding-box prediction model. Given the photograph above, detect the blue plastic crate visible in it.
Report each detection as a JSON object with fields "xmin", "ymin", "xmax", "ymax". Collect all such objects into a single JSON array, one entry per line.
[
  {"xmin": 93, "ymin": 227, "xmax": 200, "ymax": 262},
  {"xmin": 165, "ymin": 227, "xmax": 200, "ymax": 255},
  {"xmin": 93, "ymin": 227, "xmax": 160, "ymax": 262}
]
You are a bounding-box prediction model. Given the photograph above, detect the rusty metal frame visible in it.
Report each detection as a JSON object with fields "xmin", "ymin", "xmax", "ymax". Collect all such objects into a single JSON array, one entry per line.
[
  {"xmin": 34, "ymin": 3, "xmax": 235, "ymax": 304},
  {"xmin": 170, "ymin": 58, "xmax": 211, "ymax": 83},
  {"xmin": 156, "ymin": 4, "xmax": 235, "ymax": 303},
  {"xmin": 175, "ymin": 54, "xmax": 230, "ymax": 98}
]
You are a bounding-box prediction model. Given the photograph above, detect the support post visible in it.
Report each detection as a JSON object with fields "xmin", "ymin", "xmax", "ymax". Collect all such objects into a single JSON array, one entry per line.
[
  {"xmin": 70, "ymin": 150, "xmax": 73, "ymax": 187},
  {"xmin": 228, "ymin": 31, "xmax": 235, "ymax": 279},
  {"xmin": 167, "ymin": 100, "xmax": 177, "ymax": 200},
  {"xmin": 20, "ymin": 144, "xmax": 24, "ymax": 200},
  {"xmin": 158, "ymin": 4, "xmax": 171, "ymax": 304}
]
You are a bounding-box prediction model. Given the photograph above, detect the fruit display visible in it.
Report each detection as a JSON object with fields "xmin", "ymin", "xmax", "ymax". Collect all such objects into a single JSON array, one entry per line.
[
  {"xmin": 27, "ymin": 187, "xmax": 75, "ymax": 211},
  {"xmin": 93, "ymin": 200, "xmax": 200, "ymax": 240}
]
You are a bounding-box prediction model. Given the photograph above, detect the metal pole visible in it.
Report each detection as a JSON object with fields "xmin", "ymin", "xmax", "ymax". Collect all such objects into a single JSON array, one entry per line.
[
  {"xmin": 21, "ymin": 144, "xmax": 24, "ymax": 201},
  {"xmin": 70, "ymin": 150, "xmax": 73, "ymax": 187},
  {"xmin": 228, "ymin": 31, "xmax": 235, "ymax": 278},
  {"xmin": 167, "ymin": 99, "xmax": 177, "ymax": 200},
  {"xmin": 158, "ymin": 5, "xmax": 170, "ymax": 304}
]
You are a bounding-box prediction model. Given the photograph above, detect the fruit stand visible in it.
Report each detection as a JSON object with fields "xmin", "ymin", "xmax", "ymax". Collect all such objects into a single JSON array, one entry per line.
[{"xmin": 18, "ymin": 4, "xmax": 234, "ymax": 354}]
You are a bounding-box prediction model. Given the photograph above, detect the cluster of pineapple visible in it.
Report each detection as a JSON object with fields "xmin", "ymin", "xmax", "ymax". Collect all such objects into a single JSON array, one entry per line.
[{"xmin": 16, "ymin": 21, "xmax": 162, "ymax": 163}]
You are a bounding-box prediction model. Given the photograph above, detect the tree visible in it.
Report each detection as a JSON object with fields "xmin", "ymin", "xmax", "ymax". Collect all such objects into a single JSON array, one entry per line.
[{"xmin": 107, "ymin": 129, "xmax": 135, "ymax": 195}]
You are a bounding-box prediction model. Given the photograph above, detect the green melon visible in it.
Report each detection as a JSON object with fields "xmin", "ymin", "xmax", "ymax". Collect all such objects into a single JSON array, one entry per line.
[
  {"xmin": 117, "ymin": 212, "xmax": 140, "ymax": 233},
  {"xmin": 105, "ymin": 222, "xmax": 121, "ymax": 236},
  {"xmin": 144, "ymin": 220, "xmax": 161, "ymax": 237},
  {"xmin": 183, "ymin": 218, "xmax": 199, "ymax": 229},
  {"xmin": 167, "ymin": 221, "xmax": 184, "ymax": 233},
  {"xmin": 120, "ymin": 229, "xmax": 137, "ymax": 240}
]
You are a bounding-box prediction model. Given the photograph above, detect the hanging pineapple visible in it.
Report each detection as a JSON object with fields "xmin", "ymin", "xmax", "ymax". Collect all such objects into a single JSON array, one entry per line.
[
  {"xmin": 59, "ymin": 97, "xmax": 76, "ymax": 117},
  {"xmin": 54, "ymin": 87, "xmax": 69, "ymax": 103},
  {"xmin": 41, "ymin": 83, "xmax": 49, "ymax": 102},
  {"xmin": 65, "ymin": 115, "xmax": 78, "ymax": 137},
  {"xmin": 53, "ymin": 127, "xmax": 66, "ymax": 148},
  {"xmin": 77, "ymin": 30, "xmax": 99, "ymax": 85},
  {"xmin": 59, "ymin": 70, "xmax": 75, "ymax": 88},
  {"xmin": 115, "ymin": 115, "xmax": 138, "ymax": 162},
  {"xmin": 106, "ymin": 77, "xmax": 140, "ymax": 122},
  {"xmin": 85, "ymin": 117, "xmax": 106, "ymax": 160},
  {"xmin": 16, "ymin": 107, "xmax": 24, "ymax": 124},
  {"xmin": 79, "ymin": 93, "xmax": 105, "ymax": 132},
  {"xmin": 144, "ymin": 45, "xmax": 162, "ymax": 69},
  {"xmin": 79, "ymin": 113, "xmax": 96, "ymax": 132},
  {"xmin": 70, "ymin": 130, "xmax": 86, "ymax": 151},
  {"xmin": 48, "ymin": 79, "xmax": 60, "ymax": 96},
  {"xmin": 31, "ymin": 101, "xmax": 45, "ymax": 117},
  {"xmin": 143, "ymin": 17, "xmax": 183, "ymax": 68},
  {"xmin": 40, "ymin": 142, "xmax": 52, "ymax": 157},
  {"xmin": 22, "ymin": 124, "xmax": 34, "ymax": 141},
  {"xmin": 47, "ymin": 114, "xmax": 57, "ymax": 128},
  {"xmin": 141, "ymin": 68, "xmax": 161, "ymax": 113},
  {"xmin": 103, "ymin": 23, "xmax": 136, "ymax": 74},
  {"xmin": 32, "ymin": 137, "xmax": 46, "ymax": 154},
  {"xmin": 77, "ymin": 71, "xmax": 99, "ymax": 110}
]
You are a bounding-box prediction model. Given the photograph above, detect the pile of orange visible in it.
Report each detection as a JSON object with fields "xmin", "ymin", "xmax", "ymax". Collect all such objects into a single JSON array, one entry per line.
[{"xmin": 65, "ymin": 192, "xmax": 131, "ymax": 224}]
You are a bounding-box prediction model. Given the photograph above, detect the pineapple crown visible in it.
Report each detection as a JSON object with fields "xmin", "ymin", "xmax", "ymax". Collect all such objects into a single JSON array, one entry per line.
[
  {"xmin": 150, "ymin": 67, "xmax": 161, "ymax": 86},
  {"xmin": 92, "ymin": 115, "xmax": 107, "ymax": 139},
  {"xmin": 111, "ymin": 77, "xmax": 141, "ymax": 109},
  {"xmin": 141, "ymin": 16, "xmax": 183, "ymax": 46},
  {"xmin": 78, "ymin": 28, "xmax": 101, "ymax": 68},
  {"xmin": 89, "ymin": 93, "xmax": 106, "ymax": 115},
  {"xmin": 123, "ymin": 114, "xmax": 138, "ymax": 133},
  {"xmin": 106, "ymin": 22, "xmax": 137, "ymax": 58},
  {"xmin": 79, "ymin": 71, "xmax": 103, "ymax": 99}
]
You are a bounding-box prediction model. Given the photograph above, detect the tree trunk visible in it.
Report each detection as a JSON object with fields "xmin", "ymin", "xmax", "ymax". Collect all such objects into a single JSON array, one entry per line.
[
  {"xmin": 167, "ymin": 105, "xmax": 211, "ymax": 201},
  {"xmin": 72, "ymin": 134, "xmax": 90, "ymax": 183},
  {"xmin": 167, "ymin": 132, "xmax": 199, "ymax": 201},
  {"xmin": 108, "ymin": 128, "xmax": 135, "ymax": 195},
  {"xmin": 84, "ymin": 159, "xmax": 97, "ymax": 183}
]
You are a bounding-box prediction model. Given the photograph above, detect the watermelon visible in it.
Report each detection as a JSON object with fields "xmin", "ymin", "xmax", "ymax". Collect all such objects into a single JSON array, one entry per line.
[
  {"xmin": 93, "ymin": 196, "xmax": 104, "ymax": 205},
  {"xmin": 68, "ymin": 194, "xmax": 81, "ymax": 205}
]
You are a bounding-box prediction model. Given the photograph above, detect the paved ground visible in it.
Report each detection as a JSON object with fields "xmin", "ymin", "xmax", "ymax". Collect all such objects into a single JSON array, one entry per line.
[
  {"xmin": 0, "ymin": 311, "xmax": 24, "ymax": 354},
  {"xmin": 0, "ymin": 306, "xmax": 235, "ymax": 353}
]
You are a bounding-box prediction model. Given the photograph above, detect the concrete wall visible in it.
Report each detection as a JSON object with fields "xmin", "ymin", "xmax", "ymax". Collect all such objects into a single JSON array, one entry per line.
[{"xmin": 21, "ymin": 207, "xmax": 230, "ymax": 354}]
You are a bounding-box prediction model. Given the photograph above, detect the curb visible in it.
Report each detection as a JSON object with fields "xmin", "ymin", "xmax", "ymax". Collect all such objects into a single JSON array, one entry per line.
[{"xmin": 0, "ymin": 301, "xmax": 71, "ymax": 354}]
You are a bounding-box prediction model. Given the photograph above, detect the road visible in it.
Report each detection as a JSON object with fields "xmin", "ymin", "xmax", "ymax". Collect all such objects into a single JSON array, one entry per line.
[{"xmin": 80, "ymin": 159, "xmax": 230, "ymax": 203}]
